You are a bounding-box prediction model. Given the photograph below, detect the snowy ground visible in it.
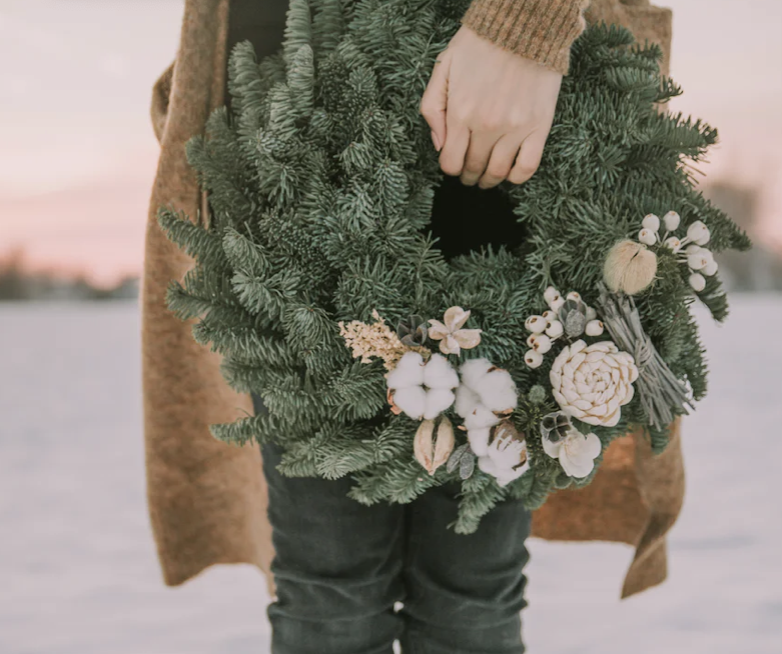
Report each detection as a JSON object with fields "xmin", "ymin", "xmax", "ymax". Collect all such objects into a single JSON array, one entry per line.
[{"xmin": 1, "ymin": 297, "xmax": 781, "ymax": 654}]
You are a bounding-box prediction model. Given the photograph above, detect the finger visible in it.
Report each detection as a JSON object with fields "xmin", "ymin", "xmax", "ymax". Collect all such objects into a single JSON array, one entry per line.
[
  {"xmin": 438, "ymin": 117, "xmax": 470, "ymax": 177},
  {"xmin": 419, "ymin": 51, "xmax": 451, "ymax": 152},
  {"xmin": 477, "ymin": 134, "xmax": 523, "ymax": 189},
  {"xmin": 508, "ymin": 129, "xmax": 548, "ymax": 185},
  {"xmin": 459, "ymin": 131, "xmax": 499, "ymax": 186}
]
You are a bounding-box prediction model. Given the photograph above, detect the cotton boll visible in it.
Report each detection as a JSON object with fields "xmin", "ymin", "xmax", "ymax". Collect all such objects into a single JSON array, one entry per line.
[
  {"xmin": 386, "ymin": 351, "xmax": 424, "ymax": 389},
  {"xmin": 423, "ymin": 354, "xmax": 458, "ymax": 389},
  {"xmin": 663, "ymin": 211, "xmax": 681, "ymax": 231},
  {"xmin": 463, "ymin": 404, "xmax": 501, "ymax": 430},
  {"xmin": 493, "ymin": 463, "xmax": 529, "ymax": 487},
  {"xmin": 423, "ymin": 388, "xmax": 455, "ymax": 420},
  {"xmin": 475, "ymin": 369, "xmax": 518, "ymax": 413},
  {"xmin": 689, "ymin": 273, "xmax": 706, "ymax": 292},
  {"xmin": 454, "ymin": 384, "xmax": 481, "ymax": 418},
  {"xmin": 459, "ymin": 358, "xmax": 493, "ymax": 391},
  {"xmin": 392, "ymin": 386, "xmax": 427, "ymax": 420},
  {"xmin": 468, "ymin": 428, "xmax": 491, "ymax": 457}
]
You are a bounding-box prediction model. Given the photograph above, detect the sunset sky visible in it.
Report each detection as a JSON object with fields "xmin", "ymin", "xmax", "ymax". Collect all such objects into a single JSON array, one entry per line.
[{"xmin": 1, "ymin": 0, "xmax": 781, "ymax": 285}]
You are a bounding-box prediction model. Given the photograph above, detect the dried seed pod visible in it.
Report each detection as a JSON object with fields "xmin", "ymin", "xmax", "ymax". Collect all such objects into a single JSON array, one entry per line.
[
  {"xmin": 603, "ymin": 239, "xmax": 658, "ymax": 295},
  {"xmin": 524, "ymin": 350, "xmax": 543, "ymax": 369},
  {"xmin": 414, "ymin": 417, "xmax": 454, "ymax": 476}
]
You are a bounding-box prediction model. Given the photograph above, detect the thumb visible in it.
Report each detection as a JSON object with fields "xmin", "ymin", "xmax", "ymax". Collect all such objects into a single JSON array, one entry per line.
[{"xmin": 419, "ymin": 51, "xmax": 451, "ymax": 152}]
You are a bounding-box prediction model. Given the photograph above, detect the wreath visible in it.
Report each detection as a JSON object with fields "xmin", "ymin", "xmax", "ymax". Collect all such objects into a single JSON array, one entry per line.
[{"xmin": 159, "ymin": 0, "xmax": 750, "ymax": 532}]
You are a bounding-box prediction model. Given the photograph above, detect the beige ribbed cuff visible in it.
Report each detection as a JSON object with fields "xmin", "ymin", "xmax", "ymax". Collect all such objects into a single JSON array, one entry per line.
[{"xmin": 461, "ymin": 0, "xmax": 589, "ymax": 74}]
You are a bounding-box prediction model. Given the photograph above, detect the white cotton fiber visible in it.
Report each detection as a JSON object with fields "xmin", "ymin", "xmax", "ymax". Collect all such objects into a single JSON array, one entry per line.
[
  {"xmin": 463, "ymin": 404, "xmax": 501, "ymax": 430},
  {"xmin": 458, "ymin": 358, "xmax": 493, "ymax": 391},
  {"xmin": 423, "ymin": 354, "xmax": 459, "ymax": 390},
  {"xmin": 392, "ymin": 386, "xmax": 426, "ymax": 420},
  {"xmin": 475, "ymin": 369, "xmax": 518, "ymax": 412},
  {"xmin": 386, "ymin": 351, "xmax": 424, "ymax": 390},
  {"xmin": 467, "ymin": 428, "xmax": 491, "ymax": 457},
  {"xmin": 423, "ymin": 388, "xmax": 455, "ymax": 420},
  {"xmin": 454, "ymin": 384, "xmax": 481, "ymax": 418}
]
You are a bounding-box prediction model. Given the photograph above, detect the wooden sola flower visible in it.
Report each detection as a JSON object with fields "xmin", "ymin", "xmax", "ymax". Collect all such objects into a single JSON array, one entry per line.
[{"xmin": 549, "ymin": 339, "xmax": 639, "ymax": 427}]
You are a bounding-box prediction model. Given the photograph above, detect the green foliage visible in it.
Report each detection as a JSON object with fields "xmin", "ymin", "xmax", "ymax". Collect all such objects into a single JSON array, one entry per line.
[{"xmin": 159, "ymin": 1, "xmax": 750, "ymax": 532}]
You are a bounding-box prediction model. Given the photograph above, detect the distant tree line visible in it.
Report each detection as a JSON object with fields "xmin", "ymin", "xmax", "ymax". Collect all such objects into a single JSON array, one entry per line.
[{"xmin": 0, "ymin": 248, "xmax": 139, "ymax": 301}]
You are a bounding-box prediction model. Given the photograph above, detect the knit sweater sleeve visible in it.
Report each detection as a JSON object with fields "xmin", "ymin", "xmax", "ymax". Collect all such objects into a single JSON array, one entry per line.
[{"xmin": 461, "ymin": 0, "xmax": 590, "ymax": 74}]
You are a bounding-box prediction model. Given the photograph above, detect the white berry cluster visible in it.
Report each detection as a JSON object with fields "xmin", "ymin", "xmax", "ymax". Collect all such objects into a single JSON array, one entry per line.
[
  {"xmin": 523, "ymin": 287, "xmax": 604, "ymax": 369},
  {"xmin": 638, "ymin": 211, "xmax": 717, "ymax": 292}
]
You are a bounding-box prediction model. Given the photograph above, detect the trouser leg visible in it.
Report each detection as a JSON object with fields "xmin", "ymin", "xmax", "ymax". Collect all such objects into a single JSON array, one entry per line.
[
  {"xmin": 260, "ymin": 436, "xmax": 405, "ymax": 654},
  {"xmin": 399, "ymin": 481, "xmax": 532, "ymax": 654}
]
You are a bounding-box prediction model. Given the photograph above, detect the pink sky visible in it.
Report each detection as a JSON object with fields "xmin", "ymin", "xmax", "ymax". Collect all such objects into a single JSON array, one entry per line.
[{"xmin": 1, "ymin": 0, "xmax": 781, "ymax": 286}]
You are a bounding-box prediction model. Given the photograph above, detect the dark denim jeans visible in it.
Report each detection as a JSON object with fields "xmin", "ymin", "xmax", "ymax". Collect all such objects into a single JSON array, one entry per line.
[{"xmin": 259, "ymin": 437, "xmax": 532, "ymax": 654}]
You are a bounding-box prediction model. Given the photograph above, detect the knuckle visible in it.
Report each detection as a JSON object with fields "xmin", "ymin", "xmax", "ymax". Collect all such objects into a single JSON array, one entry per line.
[{"xmin": 439, "ymin": 158, "xmax": 462, "ymax": 177}]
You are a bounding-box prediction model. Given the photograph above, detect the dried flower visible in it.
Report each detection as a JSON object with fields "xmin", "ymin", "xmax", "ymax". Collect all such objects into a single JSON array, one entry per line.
[
  {"xmin": 539, "ymin": 411, "xmax": 573, "ymax": 443},
  {"xmin": 387, "ymin": 352, "xmax": 458, "ymax": 420},
  {"xmin": 428, "ymin": 306, "xmax": 482, "ymax": 356},
  {"xmin": 541, "ymin": 426, "xmax": 602, "ymax": 478},
  {"xmin": 339, "ymin": 310, "xmax": 412, "ymax": 370},
  {"xmin": 550, "ymin": 339, "xmax": 639, "ymax": 427},
  {"xmin": 477, "ymin": 420, "xmax": 529, "ymax": 487},
  {"xmin": 454, "ymin": 358, "xmax": 518, "ymax": 456}
]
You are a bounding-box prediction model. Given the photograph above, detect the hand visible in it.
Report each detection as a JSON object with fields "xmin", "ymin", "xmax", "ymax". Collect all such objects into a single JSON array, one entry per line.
[{"xmin": 420, "ymin": 26, "xmax": 563, "ymax": 189}]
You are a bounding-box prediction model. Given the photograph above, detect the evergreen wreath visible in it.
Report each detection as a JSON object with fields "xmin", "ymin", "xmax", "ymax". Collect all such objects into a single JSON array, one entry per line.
[{"xmin": 159, "ymin": 0, "xmax": 750, "ymax": 533}]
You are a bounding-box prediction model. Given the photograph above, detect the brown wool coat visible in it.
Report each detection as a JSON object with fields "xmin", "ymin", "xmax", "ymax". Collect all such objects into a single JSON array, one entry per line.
[{"xmin": 142, "ymin": 0, "xmax": 680, "ymax": 601}]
